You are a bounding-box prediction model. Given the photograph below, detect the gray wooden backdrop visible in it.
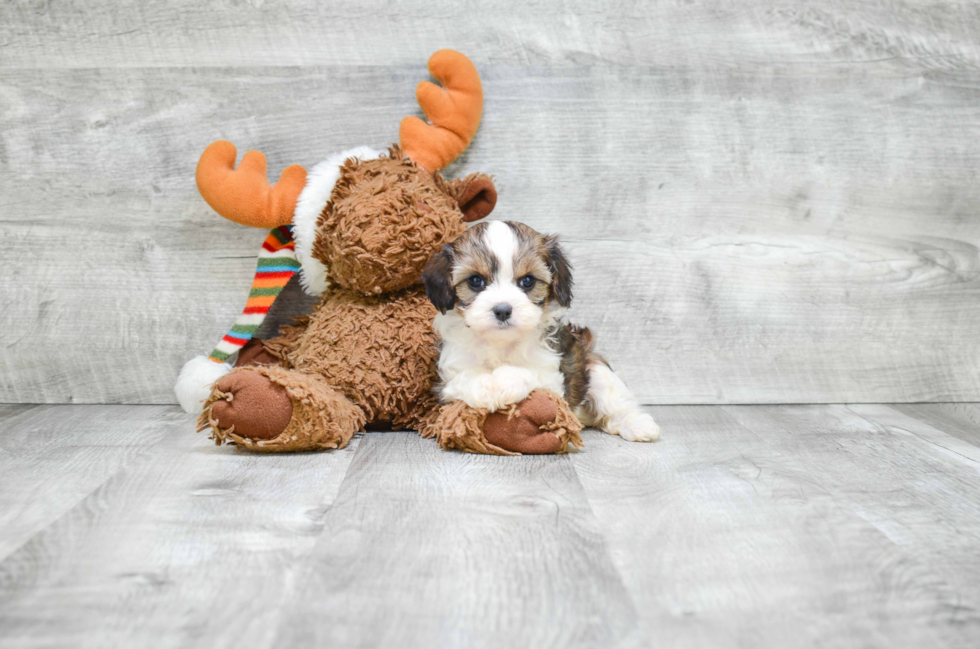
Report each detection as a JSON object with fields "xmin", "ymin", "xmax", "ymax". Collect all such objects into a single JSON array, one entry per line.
[{"xmin": 2, "ymin": 1, "xmax": 979, "ymax": 405}]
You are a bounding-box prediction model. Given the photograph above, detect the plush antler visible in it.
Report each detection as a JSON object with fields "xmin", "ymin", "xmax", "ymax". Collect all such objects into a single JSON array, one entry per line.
[
  {"xmin": 400, "ymin": 50, "xmax": 483, "ymax": 172},
  {"xmin": 195, "ymin": 140, "xmax": 308, "ymax": 228}
]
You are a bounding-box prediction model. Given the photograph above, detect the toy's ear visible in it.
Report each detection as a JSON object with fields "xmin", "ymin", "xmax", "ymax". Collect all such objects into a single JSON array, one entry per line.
[
  {"xmin": 450, "ymin": 173, "xmax": 497, "ymax": 222},
  {"xmin": 543, "ymin": 235, "xmax": 573, "ymax": 308},
  {"xmin": 422, "ymin": 244, "xmax": 458, "ymax": 313}
]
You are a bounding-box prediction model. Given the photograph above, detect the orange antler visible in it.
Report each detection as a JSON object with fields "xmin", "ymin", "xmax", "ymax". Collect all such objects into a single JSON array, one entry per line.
[
  {"xmin": 400, "ymin": 50, "xmax": 483, "ymax": 172},
  {"xmin": 195, "ymin": 140, "xmax": 307, "ymax": 228}
]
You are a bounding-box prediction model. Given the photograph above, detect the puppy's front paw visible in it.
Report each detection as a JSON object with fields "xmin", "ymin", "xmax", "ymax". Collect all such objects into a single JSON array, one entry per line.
[
  {"xmin": 614, "ymin": 411, "xmax": 661, "ymax": 442},
  {"xmin": 460, "ymin": 373, "xmax": 498, "ymax": 411},
  {"xmin": 490, "ymin": 366, "xmax": 537, "ymax": 410}
]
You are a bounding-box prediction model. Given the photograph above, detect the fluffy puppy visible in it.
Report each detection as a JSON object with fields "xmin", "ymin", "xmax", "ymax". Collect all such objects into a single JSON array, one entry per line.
[{"xmin": 422, "ymin": 220, "xmax": 660, "ymax": 443}]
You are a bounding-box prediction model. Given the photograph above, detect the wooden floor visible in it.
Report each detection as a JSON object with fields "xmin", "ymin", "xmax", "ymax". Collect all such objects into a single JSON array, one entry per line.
[{"xmin": 1, "ymin": 403, "xmax": 979, "ymax": 648}]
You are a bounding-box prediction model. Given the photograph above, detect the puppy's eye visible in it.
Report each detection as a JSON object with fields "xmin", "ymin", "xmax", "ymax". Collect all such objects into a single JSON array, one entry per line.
[
  {"xmin": 466, "ymin": 275, "xmax": 486, "ymax": 290},
  {"xmin": 517, "ymin": 275, "xmax": 536, "ymax": 290}
]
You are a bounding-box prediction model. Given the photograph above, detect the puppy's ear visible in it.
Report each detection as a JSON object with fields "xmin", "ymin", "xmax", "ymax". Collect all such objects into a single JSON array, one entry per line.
[
  {"xmin": 423, "ymin": 244, "xmax": 457, "ymax": 314},
  {"xmin": 544, "ymin": 235, "xmax": 573, "ymax": 308}
]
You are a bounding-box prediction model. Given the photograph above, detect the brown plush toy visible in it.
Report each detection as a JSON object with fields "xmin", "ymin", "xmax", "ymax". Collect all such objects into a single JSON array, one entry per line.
[{"xmin": 175, "ymin": 50, "xmax": 582, "ymax": 454}]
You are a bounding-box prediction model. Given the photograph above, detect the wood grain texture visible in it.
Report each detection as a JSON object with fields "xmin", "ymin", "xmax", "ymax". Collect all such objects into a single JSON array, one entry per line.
[
  {"xmin": 0, "ymin": 406, "xmax": 361, "ymax": 648},
  {"xmin": 2, "ymin": 1, "xmax": 979, "ymax": 70},
  {"xmin": 275, "ymin": 432, "xmax": 643, "ymax": 649},
  {"xmin": 3, "ymin": 403, "xmax": 980, "ymax": 647},
  {"xmin": 573, "ymin": 404, "xmax": 980, "ymax": 648},
  {"xmin": 723, "ymin": 405, "xmax": 980, "ymax": 620},
  {"xmin": 0, "ymin": 405, "xmax": 178, "ymax": 560},
  {"xmin": 890, "ymin": 403, "xmax": 980, "ymax": 447},
  {"xmin": 848, "ymin": 403, "xmax": 980, "ymax": 465},
  {"xmin": 1, "ymin": 2, "xmax": 979, "ymax": 404}
]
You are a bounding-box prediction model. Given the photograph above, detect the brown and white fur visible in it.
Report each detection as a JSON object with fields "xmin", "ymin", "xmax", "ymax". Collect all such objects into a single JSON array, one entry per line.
[{"xmin": 422, "ymin": 220, "xmax": 660, "ymax": 443}]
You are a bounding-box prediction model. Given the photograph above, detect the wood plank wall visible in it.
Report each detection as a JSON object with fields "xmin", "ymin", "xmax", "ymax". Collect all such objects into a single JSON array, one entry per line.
[{"xmin": 1, "ymin": 1, "xmax": 978, "ymax": 404}]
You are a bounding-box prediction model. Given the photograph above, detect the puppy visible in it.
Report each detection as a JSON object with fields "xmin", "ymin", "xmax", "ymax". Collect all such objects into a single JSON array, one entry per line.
[{"xmin": 422, "ymin": 220, "xmax": 660, "ymax": 443}]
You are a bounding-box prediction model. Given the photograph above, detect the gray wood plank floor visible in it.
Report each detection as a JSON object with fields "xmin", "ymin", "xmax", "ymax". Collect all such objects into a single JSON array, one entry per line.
[{"xmin": 2, "ymin": 404, "xmax": 979, "ymax": 648}]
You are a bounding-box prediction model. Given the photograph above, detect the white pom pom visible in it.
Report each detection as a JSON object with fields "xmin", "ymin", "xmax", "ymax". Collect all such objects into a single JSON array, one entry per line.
[{"xmin": 175, "ymin": 355, "xmax": 233, "ymax": 413}]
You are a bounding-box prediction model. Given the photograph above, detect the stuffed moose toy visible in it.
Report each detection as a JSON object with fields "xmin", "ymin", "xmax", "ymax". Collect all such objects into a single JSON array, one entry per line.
[{"xmin": 176, "ymin": 50, "xmax": 583, "ymax": 455}]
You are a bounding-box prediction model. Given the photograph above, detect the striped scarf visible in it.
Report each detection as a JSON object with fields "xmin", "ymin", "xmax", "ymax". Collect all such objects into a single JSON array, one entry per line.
[{"xmin": 208, "ymin": 226, "xmax": 300, "ymax": 363}]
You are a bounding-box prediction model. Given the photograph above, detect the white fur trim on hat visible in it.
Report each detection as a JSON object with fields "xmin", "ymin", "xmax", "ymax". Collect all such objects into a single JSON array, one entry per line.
[
  {"xmin": 292, "ymin": 146, "xmax": 383, "ymax": 296},
  {"xmin": 175, "ymin": 355, "xmax": 234, "ymax": 413}
]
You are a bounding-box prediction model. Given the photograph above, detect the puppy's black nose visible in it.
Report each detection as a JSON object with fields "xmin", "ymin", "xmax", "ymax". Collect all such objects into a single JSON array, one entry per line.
[{"xmin": 492, "ymin": 303, "xmax": 512, "ymax": 322}]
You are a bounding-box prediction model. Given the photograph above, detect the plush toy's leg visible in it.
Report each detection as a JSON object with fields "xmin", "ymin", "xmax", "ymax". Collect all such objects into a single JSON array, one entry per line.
[
  {"xmin": 424, "ymin": 390, "xmax": 584, "ymax": 455},
  {"xmin": 197, "ymin": 365, "xmax": 366, "ymax": 452},
  {"xmin": 484, "ymin": 391, "xmax": 585, "ymax": 454}
]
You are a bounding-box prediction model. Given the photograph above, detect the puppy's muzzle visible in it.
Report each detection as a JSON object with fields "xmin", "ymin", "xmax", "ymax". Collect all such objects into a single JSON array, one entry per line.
[{"xmin": 492, "ymin": 303, "xmax": 512, "ymax": 322}]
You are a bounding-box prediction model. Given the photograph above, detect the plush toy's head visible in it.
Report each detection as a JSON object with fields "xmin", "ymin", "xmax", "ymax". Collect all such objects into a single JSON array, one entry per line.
[
  {"xmin": 194, "ymin": 49, "xmax": 496, "ymax": 297},
  {"xmin": 311, "ymin": 146, "xmax": 496, "ymax": 295}
]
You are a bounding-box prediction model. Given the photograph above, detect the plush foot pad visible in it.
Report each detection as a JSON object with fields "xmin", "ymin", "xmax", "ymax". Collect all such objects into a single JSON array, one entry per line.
[
  {"xmin": 209, "ymin": 369, "xmax": 293, "ymax": 440},
  {"xmin": 485, "ymin": 391, "xmax": 576, "ymax": 454},
  {"xmin": 197, "ymin": 365, "xmax": 366, "ymax": 453},
  {"xmin": 484, "ymin": 392, "xmax": 561, "ymax": 454},
  {"xmin": 426, "ymin": 390, "xmax": 584, "ymax": 456}
]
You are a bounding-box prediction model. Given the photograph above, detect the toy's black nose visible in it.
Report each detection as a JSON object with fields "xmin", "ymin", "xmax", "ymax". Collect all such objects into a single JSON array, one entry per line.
[{"xmin": 493, "ymin": 303, "xmax": 512, "ymax": 322}]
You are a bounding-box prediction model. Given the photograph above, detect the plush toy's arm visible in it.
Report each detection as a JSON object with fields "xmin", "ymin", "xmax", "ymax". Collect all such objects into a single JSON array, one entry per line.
[{"xmin": 259, "ymin": 314, "xmax": 312, "ymax": 362}]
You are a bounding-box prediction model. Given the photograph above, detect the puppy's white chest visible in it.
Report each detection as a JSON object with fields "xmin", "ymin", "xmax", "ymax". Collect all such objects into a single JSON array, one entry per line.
[
  {"xmin": 447, "ymin": 337, "xmax": 564, "ymax": 391},
  {"xmin": 483, "ymin": 341, "xmax": 554, "ymax": 371},
  {"xmin": 434, "ymin": 312, "xmax": 567, "ymax": 408}
]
